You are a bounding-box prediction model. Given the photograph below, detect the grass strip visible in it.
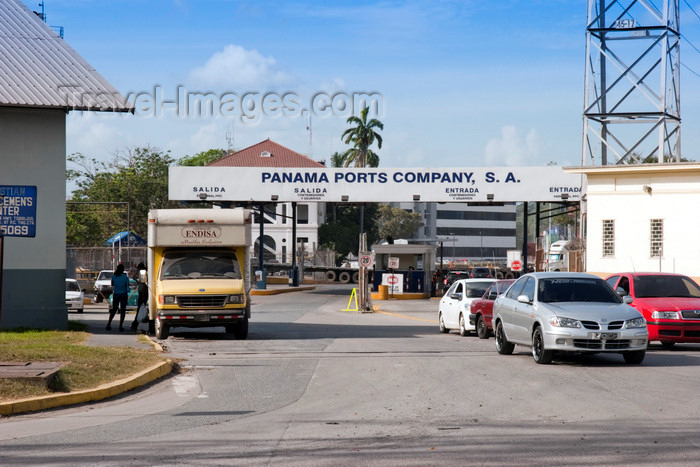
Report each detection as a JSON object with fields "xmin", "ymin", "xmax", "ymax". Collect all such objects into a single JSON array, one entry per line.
[{"xmin": 0, "ymin": 321, "xmax": 165, "ymax": 402}]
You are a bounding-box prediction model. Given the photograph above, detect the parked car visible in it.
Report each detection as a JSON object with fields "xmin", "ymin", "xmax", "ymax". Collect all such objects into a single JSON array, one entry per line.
[
  {"xmin": 439, "ymin": 278, "xmax": 497, "ymax": 336},
  {"xmin": 605, "ymin": 272, "xmax": 700, "ymax": 348},
  {"xmin": 93, "ymin": 269, "xmax": 113, "ymax": 303},
  {"xmin": 65, "ymin": 278, "xmax": 84, "ymax": 313},
  {"xmin": 469, "ymin": 279, "xmax": 515, "ymax": 339},
  {"xmin": 470, "ymin": 267, "xmax": 494, "ymax": 278},
  {"xmin": 443, "ymin": 270, "xmax": 470, "ymax": 289},
  {"xmin": 492, "ymin": 272, "xmax": 648, "ymax": 364},
  {"xmin": 108, "ymin": 277, "xmax": 139, "ymax": 310}
]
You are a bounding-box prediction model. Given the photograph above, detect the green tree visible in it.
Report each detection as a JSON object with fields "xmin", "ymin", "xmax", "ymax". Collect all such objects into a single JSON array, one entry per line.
[
  {"xmin": 178, "ymin": 148, "xmax": 227, "ymax": 166},
  {"xmin": 67, "ymin": 146, "xmax": 180, "ymax": 245},
  {"xmin": 375, "ymin": 204, "xmax": 422, "ymax": 243},
  {"xmin": 318, "ymin": 204, "xmax": 379, "ymax": 262},
  {"xmin": 341, "ymin": 106, "xmax": 383, "ymax": 168}
]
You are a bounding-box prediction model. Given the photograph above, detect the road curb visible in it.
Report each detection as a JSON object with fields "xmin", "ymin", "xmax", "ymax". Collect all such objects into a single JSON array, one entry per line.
[
  {"xmin": 251, "ymin": 286, "xmax": 316, "ymax": 295},
  {"xmin": 0, "ymin": 360, "xmax": 173, "ymax": 417}
]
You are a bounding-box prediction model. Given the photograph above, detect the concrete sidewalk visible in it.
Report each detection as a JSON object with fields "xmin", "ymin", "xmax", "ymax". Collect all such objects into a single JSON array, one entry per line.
[{"xmin": 0, "ymin": 306, "xmax": 173, "ymax": 416}]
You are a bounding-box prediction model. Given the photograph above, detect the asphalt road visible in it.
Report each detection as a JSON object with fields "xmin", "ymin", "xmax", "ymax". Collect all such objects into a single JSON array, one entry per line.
[{"xmin": 1, "ymin": 284, "xmax": 699, "ymax": 466}]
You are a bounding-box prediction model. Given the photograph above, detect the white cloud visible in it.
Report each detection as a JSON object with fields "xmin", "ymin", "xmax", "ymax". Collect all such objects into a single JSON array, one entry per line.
[
  {"xmin": 484, "ymin": 126, "xmax": 541, "ymax": 166},
  {"xmin": 189, "ymin": 45, "xmax": 293, "ymax": 89},
  {"xmin": 66, "ymin": 114, "xmax": 124, "ymax": 158}
]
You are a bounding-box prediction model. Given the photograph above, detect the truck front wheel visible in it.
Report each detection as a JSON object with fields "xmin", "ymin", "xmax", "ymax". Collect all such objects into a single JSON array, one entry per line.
[
  {"xmin": 227, "ymin": 318, "xmax": 249, "ymax": 340},
  {"xmin": 155, "ymin": 316, "xmax": 169, "ymax": 339}
]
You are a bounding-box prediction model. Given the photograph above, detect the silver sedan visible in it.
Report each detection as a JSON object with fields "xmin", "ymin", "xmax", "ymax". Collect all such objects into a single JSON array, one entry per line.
[{"xmin": 492, "ymin": 272, "xmax": 648, "ymax": 364}]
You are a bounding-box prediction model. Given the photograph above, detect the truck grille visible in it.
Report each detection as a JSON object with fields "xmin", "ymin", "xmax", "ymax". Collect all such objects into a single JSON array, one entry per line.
[{"xmin": 177, "ymin": 296, "xmax": 227, "ymax": 308}]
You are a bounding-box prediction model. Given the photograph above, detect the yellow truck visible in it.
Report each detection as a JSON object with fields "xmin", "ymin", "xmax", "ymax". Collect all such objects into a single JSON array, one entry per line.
[{"xmin": 147, "ymin": 208, "xmax": 252, "ymax": 339}]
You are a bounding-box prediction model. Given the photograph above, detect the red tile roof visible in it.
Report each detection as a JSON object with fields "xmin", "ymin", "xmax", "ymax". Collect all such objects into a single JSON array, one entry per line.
[{"xmin": 207, "ymin": 139, "xmax": 325, "ymax": 168}]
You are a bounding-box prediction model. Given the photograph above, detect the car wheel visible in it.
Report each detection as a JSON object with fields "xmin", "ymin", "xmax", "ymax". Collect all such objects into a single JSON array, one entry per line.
[
  {"xmin": 77, "ymin": 308, "xmax": 84, "ymax": 314},
  {"xmin": 495, "ymin": 321, "xmax": 514, "ymax": 355},
  {"xmin": 154, "ymin": 316, "xmax": 169, "ymax": 339},
  {"xmin": 438, "ymin": 312, "xmax": 449, "ymax": 333},
  {"xmin": 95, "ymin": 294, "xmax": 103, "ymax": 303},
  {"xmin": 623, "ymin": 350, "xmax": 645, "ymax": 364},
  {"xmin": 660, "ymin": 341, "xmax": 676, "ymax": 349},
  {"xmin": 459, "ymin": 314, "xmax": 469, "ymax": 336},
  {"xmin": 476, "ymin": 315, "xmax": 489, "ymax": 339},
  {"xmin": 532, "ymin": 327, "xmax": 553, "ymax": 364}
]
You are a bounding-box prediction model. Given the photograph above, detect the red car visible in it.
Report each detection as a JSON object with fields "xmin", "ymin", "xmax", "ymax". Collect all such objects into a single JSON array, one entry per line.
[
  {"xmin": 468, "ymin": 279, "xmax": 514, "ymax": 339},
  {"xmin": 605, "ymin": 272, "xmax": 700, "ymax": 348}
]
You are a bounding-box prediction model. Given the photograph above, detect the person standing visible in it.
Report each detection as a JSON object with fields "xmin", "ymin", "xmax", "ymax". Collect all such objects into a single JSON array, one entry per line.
[
  {"xmin": 106, "ymin": 264, "xmax": 129, "ymax": 331},
  {"xmin": 130, "ymin": 263, "xmax": 148, "ymax": 330}
]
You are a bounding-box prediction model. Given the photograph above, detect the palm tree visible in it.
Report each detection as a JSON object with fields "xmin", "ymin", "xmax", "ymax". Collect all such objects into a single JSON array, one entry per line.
[
  {"xmin": 340, "ymin": 107, "xmax": 384, "ymax": 233},
  {"xmin": 341, "ymin": 106, "xmax": 383, "ymax": 168}
]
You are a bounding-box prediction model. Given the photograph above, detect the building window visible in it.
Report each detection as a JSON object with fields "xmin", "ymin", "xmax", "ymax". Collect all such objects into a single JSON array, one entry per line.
[
  {"xmin": 602, "ymin": 219, "xmax": 614, "ymax": 257},
  {"xmin": 650, "ymin": 219, "xmax": 663, "ymax": 257},
  {"xmin": 298, "ymin": 204, "xmax": 309, "ymax": 224}
]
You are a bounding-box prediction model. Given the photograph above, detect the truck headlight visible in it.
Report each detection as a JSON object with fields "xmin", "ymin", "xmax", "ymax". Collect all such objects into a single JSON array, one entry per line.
[
  {"xmin": 549, "ymin": 316, "xmax": 582, "ymax": 328},
  {"xmin": 158, "ymin": 295, "xmax": 176, "ymax": 305},
  {"xmin": 624, "ymin": 317, "xmax": 646, "ymax": 328},
  {"xmin": 227, "ymin": 294, "xmax": 244, "ymax": 304},
  {"xmin": 651, "ymin": 311, "xmax": 679, "ymax": 320}
]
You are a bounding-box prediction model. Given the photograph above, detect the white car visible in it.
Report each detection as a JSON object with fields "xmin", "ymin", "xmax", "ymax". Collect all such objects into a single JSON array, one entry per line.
[
  {"xmin": 492, "ymin": 272, "xmax": 648, "ymax": 364},
  {"xmin": 439, "ymin": 278, "xmax": 496, "ymax": 336},
  {"xmin": 93, "ymin": 269, "xmax": 113, "ymax": 303},
  {"xmin": 65, "ymin": 278, "xmax": 84, "ymax": 313}
]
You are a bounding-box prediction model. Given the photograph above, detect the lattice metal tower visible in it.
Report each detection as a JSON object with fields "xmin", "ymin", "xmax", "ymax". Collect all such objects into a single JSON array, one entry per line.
[{"xmin": 583, "ymin": 0, "xmax": 680, "ymax": 165}]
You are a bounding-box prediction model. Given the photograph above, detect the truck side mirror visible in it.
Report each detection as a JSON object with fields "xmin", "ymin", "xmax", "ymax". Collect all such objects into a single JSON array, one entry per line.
[
  {"xmin": 623, "ymin": 296, "xmax": 633, "ymax": 304},
  {"xmin": 615, "ymin": 287, "xmax": 626, "ymax": 297}
]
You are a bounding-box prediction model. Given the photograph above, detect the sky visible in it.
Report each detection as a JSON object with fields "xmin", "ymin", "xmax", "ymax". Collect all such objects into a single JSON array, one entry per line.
[{"xmin": 24, "ymin": 0, "xmax": 700, "ymax": 190}]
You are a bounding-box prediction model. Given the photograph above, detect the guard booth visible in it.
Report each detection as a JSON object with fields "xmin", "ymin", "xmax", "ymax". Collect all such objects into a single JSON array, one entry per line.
[{"xmin": 372, "ymin": 244, "xmax": 436, "ymax": 297}]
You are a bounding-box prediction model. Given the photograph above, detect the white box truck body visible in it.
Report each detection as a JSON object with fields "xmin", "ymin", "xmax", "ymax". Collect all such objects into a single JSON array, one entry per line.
[
  {"xmin": 147, "ymin": 208, "xmax": 251, "ymax": 339},
  {"xmin": 547, "ymin": 240, "xmax": 569, "ymax": 272}
]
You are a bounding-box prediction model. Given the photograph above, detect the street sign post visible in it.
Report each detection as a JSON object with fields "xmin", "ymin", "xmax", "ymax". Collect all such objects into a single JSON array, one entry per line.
[
  {"xmin": 511, "ymin": 260, "xmax": 523, "ymax": 272},
  {"xmin": 359, "ymin": 254, "xmax": 374, "ymax": 269}
]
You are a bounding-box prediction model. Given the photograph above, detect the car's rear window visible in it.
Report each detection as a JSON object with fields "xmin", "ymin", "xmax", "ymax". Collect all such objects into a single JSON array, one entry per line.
[
  {"xmin": 466, "ymin": 281, "xmax": 493, "ymax": 298},
  {"xmin": 538, "ymin": 278, "xmax": 621, "ymax": 303},
  {"xmin": 633, "ymin": 275, "xmax": 700, "ymax": 298}
]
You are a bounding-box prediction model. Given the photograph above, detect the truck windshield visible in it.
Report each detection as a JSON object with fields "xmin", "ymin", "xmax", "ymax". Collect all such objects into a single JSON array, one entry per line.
[{"xmin": 160, "ymin": 249, "xmax": 242, "ymax": 280}]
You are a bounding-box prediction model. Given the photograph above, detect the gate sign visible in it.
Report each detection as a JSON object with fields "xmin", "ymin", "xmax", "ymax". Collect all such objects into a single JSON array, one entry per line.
[
  {"xmin": 388, "ymin": 257, "xmax": 400, "ymax": 269},
  {"xmin": 382, "ymin": 273, "xmax": 404, "ymax": 294},
  {"xmin": 0, "ymin": 185, "xmax": 36, "ymax": 237},
  {"xmin": 511, "ymin": 260, "xmax": 522, "ymax": 272},
  {"xmin": 170, "ymin": 166, "xmax": 584, "ymax": 203}
]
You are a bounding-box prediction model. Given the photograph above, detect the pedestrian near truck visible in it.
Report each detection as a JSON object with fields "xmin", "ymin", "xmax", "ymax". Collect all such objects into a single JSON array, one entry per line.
[{"xmin": 106, "ymin": 264, "xmax": 129, "ymax": 332}]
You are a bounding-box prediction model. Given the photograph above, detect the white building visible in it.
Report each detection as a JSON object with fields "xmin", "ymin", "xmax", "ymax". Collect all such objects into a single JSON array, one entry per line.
[
  {"xmin": 566, "ymin": 163, "xmax": 700, "ymax": 282},
  {"xmin": 208, "ymin": 139, "xmax": 325, "ymax": 263},
  {"xmin": 0, "ymin": 0, "xmax": 130, "ymax": 329},
  {"xmin": 393, "ymin": 202, "xmax": 517, "ymax": 262}
]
